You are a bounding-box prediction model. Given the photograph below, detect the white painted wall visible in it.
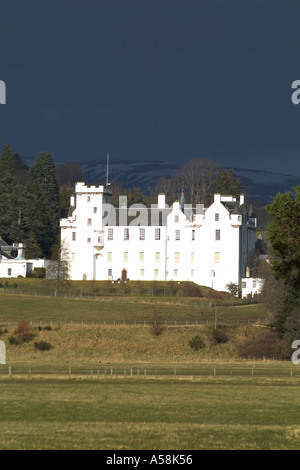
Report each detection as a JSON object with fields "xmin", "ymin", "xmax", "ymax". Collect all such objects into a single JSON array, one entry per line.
[
  {"xmin": 241, "ymin": 277, "xmax": 263, "ymax": 298},
  {"xmin": 60, "ymin": 185, "xmax": 257, "ymax": 292},
  {"xmin": 0, "ymin": 258, "xmax": 48, "ymax": 278}
]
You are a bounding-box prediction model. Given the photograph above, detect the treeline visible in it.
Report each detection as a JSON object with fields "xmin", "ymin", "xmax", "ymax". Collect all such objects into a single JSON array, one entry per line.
[
  {"xmin": 0, "ymin": 145, "xmax": 245, "ymax": 259},
  {"xmin": 0, "ymin": 144, "xmax": 83, "ymax": 259},
  {"xmin": 112, "ymin": 157, "xmax": 245, "ymax": 208},
  {"xmin": 150, "ymin": 157, "xmax": 244, "ymax": 206}
]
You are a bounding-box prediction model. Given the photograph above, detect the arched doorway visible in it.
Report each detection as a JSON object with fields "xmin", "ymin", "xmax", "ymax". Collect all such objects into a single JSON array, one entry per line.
[{"xmin": 121, "ymin": 269, "xmax": 127, "ymax": 282}]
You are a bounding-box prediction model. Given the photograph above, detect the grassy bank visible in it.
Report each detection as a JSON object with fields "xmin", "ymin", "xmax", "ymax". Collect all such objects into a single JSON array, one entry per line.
[
  {"xmin": 0, "ymin": 292, "xmax": 268, "ymax": 325},
  {"xmin": 0, "ymin": 320, "xmax": 289, "ymax": 365},
  {"xmin": 1, "ymin": 278, "xmax": 233, "ymax": 299}
]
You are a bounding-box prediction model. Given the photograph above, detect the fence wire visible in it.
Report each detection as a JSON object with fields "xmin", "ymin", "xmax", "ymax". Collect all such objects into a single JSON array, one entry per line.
[{"xmin": 0, "ymin": 365, "xmax": 299, "ymax": 379}]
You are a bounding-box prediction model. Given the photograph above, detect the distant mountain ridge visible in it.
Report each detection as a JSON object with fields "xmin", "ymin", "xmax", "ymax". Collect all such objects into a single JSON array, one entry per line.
[
  {"xmin": 78, "ymin": 159, "xmax": 300, "ymax": 206},
  {"xmin": 24, "ymin": 156, "xmax": 300, "ymax": 206}
]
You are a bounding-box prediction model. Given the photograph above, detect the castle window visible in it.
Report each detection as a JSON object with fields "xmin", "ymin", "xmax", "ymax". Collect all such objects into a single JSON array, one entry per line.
[
  {"xmin": 154, "ymin": 269, "xmax": 159, "ymax": 279},
  {"xmin": 192, "ymin": 230, "xmax": 195, "ymax": 241},
  {"xmin": 191, "ymin": 252, "xmax": 195, "ymax": 263},
  {"xmin": 139, "ymin": 252, "xmax": 144, "ymax": 263},
  {"xmin": 140, "ymin": 269, "xmax": 145, "ymax": 278},
  {"xmin": 72, "ymin": 232, "xmax": 76, "ymax": 241},
  {"xmin": 155, "ymin": 228, "xmax": 160, "ymax": 240},
  {"xmin": 124, "ymin": 228, "xmax": 129, "ymax": 240},
  {"xmin": 155, "ymin": 252, "xmax": 160, "ymax": 263},
  {"xmin": 93, "ymin": 207, "xmax": 97, "ymax": 214},
  {"xmin": 87, "ymin": 238, "xmax": 91, "ymax": 244},
  {"xmin": 175, "ymin": 230, "xmax": 180, "ymax": 240},
  {"xmin": 214, "ymin": 252, "xmax": 220, "ymax": 263},
  {"xmin": 139, "ymin": 228, "xmax": 145, "ymax": 240},
  {"xmin": 215, "ymin": 213, "xmax": 219, "ymax": 221},
  {"xmin": 8, "ymin": 268, "xmax": 12, "ymax": 276},
  {"xmin": 123, "ymin": 252, "xmax": 128, "ymax": 263},
  {"xmin": 175, "ymin": 215, "xmax": 179, "ymax": 223},
  {"xmin": 107, "ymin": 228, "xmax": 113, "ymax": 240},
  {"xmin": 175, "ymin": 252, "xmax": 180, "ymax": 263},
  {"xmin": 87, "ymin": 218, "xmax": 92, "ymax": 226},
  {"xmin": 215, "ymin": 229, "xmax": 221, "ymax": 240},
  {"xmin": 108, "ymin": 269, "xmax": 112, "ymax": 277},
  {"xmin": 173, "ymin": 269, "xmax": 178, "ymax": 278},
  {"xmin": 107, "ymin": 252, "xmax": 112, "ymax": 262},
  {"xmin": 87, "ymin": 196, "xmax": 91, "ymax": 202}
]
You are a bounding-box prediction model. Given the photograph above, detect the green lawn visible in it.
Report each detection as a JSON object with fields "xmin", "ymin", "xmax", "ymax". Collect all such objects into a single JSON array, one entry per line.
[
  {"xmin": 0, "ymin": 377, "xmax": 300, "ymax": 450},
  {"xmin": 0, "ymin": 292, "xmax": 267, "ymax": 324},
  {"xmin": 0, "ymin": 285, "xmax": 288, "ymax": 451}
]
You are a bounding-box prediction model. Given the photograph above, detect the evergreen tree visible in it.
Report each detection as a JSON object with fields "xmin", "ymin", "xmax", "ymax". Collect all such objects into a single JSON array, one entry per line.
[
  {"xmin": 267, "ymin": 187, "xmax": 300, "ymax": 334},
  {"xmin": 27, "ymin": 152, "xmax": 60, "ymax": 258},
  {"xmin": 25, "ymin": 231, "xmax": 44, "ymax": 259},
  {"xmin": 59, "ymin": 185, "xmax": 71, "ymax": 219},
  {"xmin": 0, "ymin": 143, "xmax": 16, "ymax": 182},
  {"xmin": 212, "ymin": 169, "xmax": 244, "ymax": 199},
  {"xmin": 267, "ymin": 187, "xmax": 300, "ymax": 298},
  {"xmin": 0, "ymin": 144, "xmax": 32, "ymax": 244}
]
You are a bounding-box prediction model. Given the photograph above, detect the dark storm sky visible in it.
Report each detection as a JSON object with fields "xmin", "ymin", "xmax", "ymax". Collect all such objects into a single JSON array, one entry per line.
[{"xmin": 1, "ymin": 0, "xmax": 300, "ymax": 175}]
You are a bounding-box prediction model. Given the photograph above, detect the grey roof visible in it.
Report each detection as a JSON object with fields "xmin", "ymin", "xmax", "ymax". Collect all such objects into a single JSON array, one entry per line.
[
  {"xmin": 221, "ymin": 201, "xmax": 242, "ymax": 215},
  {"xmin": 0, "ymin": 239, "xmax": 18, "ymax": 259}
]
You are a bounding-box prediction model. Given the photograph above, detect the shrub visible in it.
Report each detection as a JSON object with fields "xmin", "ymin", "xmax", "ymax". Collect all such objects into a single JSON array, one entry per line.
[
  {"xmin": 212, "ymin": 328, "xmax": 229, "ymax": 344},
  {"xmin": 34, "ymin": 341, "xmax": 53, "ymax": 351},
  {"xmin": 14, "ymin": 320, "xmax": 36, "ymax": 343},
  {"xmin": 226, "ymin": 282, "xmax": 240, "ymax": 297},
  {"xmin": 176, "ymin": 283, "xmax": 203, "ymax": 297},
  {"xmin": 150, "ymin": 308, "xmax": 164, "ymax": 336},
  {"xmin": 43, "ymin": 325, "xmax": 52, "ymax": 331},
  {"xmin": 8, "ymin": 335, "xmax": 20, "ymax": 345},
  {"xmin": 151, "ymin": 321, "xmax": 164, "ymax": 336},
  {"xmin": 189, "ymin": 335, "xmax": 205, "ymax": 351},
  {"xmin": 27, "ymin": 268, "xmax": 46, "ymax": 278},
  {"xmin": 37, "ymin": 325, "xmax": 52, "ymax": 331},
  {"xmin": 238, "ymin": 329, "xmax": 290, "ymax": 360}
]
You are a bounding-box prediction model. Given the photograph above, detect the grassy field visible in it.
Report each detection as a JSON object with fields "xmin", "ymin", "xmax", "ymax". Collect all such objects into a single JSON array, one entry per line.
[
  {"xmin": 1, "ymin": 283, "xmax": 296, "ymax": 450},
  {"xmin": 1, "ymin": 377, "xmax": 300, "ymax": 450},
  {"xmin": 0, "ymin": 292, "xmax": 268, "ymax": 325}
]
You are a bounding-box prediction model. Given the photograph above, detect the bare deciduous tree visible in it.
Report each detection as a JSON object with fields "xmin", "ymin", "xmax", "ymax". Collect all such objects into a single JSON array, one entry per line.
[
  {"xmin": 176, "ymin": 158, "xmax": 219, "ymax": 206},
  {"xmin": 47, "ymin": 237, "xmax": 71, "ymax": 296}
]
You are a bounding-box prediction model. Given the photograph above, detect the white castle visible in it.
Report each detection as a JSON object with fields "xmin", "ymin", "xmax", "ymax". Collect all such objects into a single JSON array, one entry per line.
[{"xmin": 60, "ymin": 182, "xmax": 258, "ymax": 292}]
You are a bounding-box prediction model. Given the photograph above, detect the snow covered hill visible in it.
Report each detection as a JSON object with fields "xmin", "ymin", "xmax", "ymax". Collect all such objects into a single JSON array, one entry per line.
[
  {"xmin": 24, "ymin": 156, "xmax": 300, "ymax": 205},
  {"xmin": 78, "ymin": 158, "xmax": 300, "ymax": 205}
]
